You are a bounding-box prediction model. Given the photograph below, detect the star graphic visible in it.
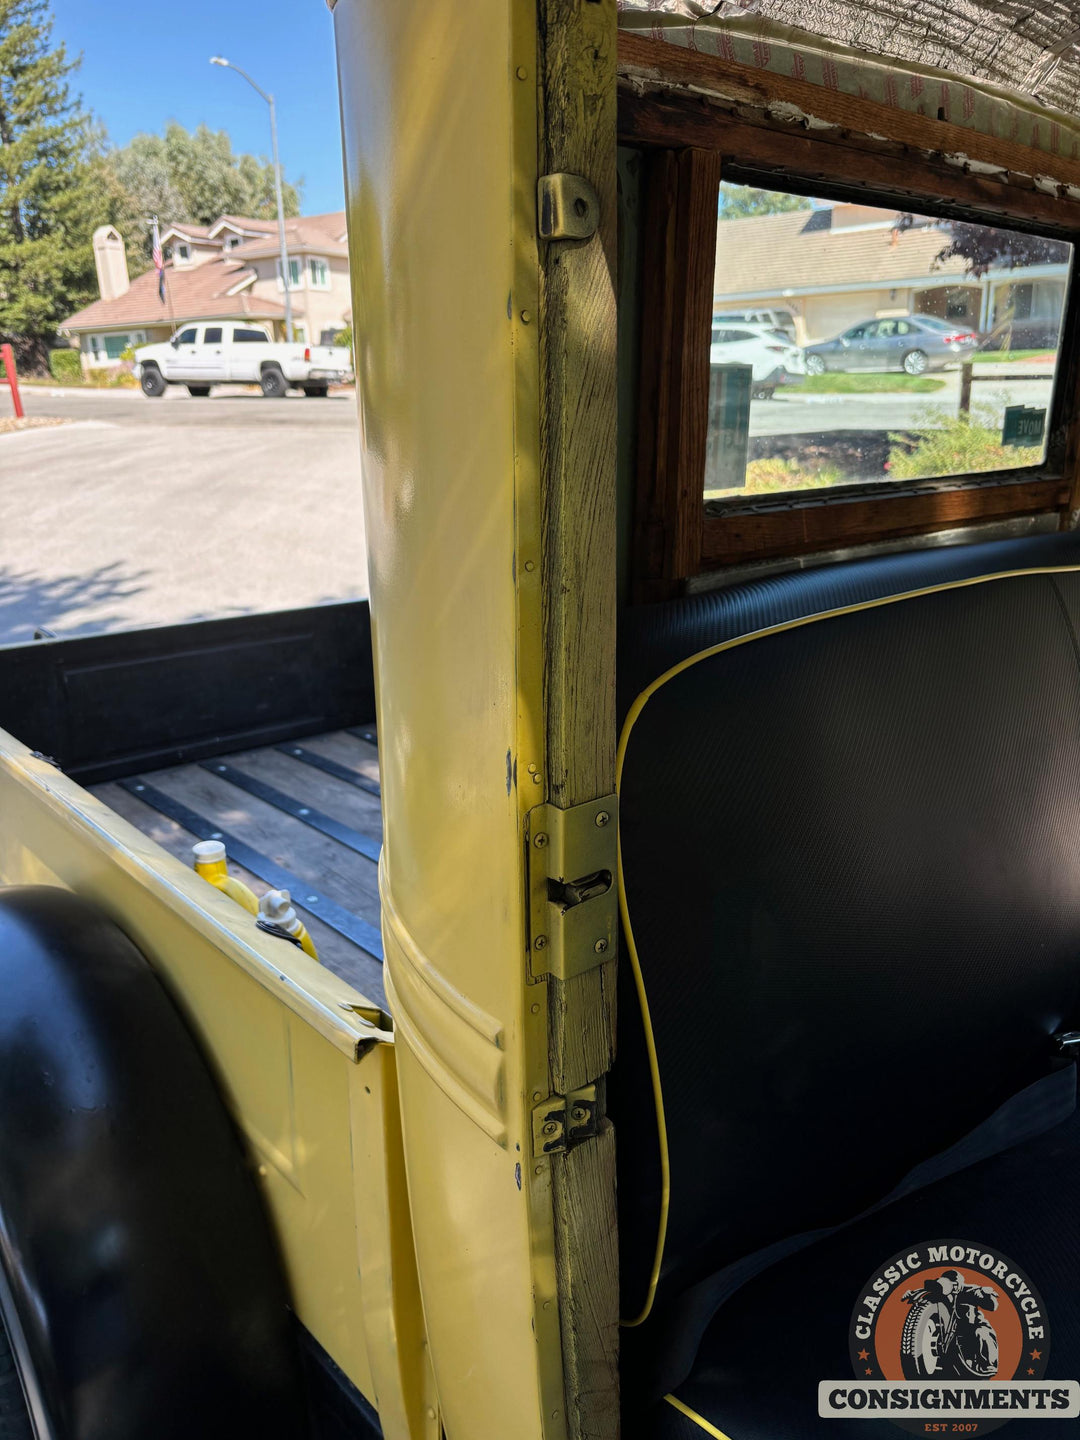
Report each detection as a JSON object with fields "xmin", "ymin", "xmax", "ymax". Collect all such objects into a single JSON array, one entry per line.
[
  {"xmin": 857, "ymin": 1350, "xmax": 870, "ymax": 1361},
  {"xmin": 1031, "ymin": 1350, "xmax": 1042, "ymax": 1361},
  {"xmin": 865, "ymin": 1368, "xmax": 873, "ymax": 1377},
  {"xmin": 1028, "ymin": 1368, "xmax": 1036, "ymax": 1376}
]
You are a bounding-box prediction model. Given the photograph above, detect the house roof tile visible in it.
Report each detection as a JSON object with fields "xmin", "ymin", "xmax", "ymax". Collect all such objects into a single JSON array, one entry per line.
[
  {"xmin": 63, "ymin": 257, "xmax": 285, "ymax": 332},
  {"xmin": 714, "ymin": 210, "xmax": 972, "ymax": 299},
  {"xmin": 230, "ymin": 211, "xmax": 349, "ymax": 260}
]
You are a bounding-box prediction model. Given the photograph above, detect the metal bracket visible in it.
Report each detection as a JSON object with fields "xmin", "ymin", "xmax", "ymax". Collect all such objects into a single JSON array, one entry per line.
[
  {"xmin": 537, "ymin": 173, "xmax": 600, "ymax": 241},
  {"xmin": 532, "ymin": 1084, "xmax": 599, "ymax": 1157},
  {"xmin": 527, "ymin": 794, "xmax": 617, "ymax": 981}
]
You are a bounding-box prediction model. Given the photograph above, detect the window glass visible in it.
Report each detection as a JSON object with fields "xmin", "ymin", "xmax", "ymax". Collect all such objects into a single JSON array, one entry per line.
[
  {"xmin": 705, "ymin": 183, "xmax": 1072, "ymax": 502},
  {"xmin": 176, "ymin": 328, "xmax": 197, "ymax": 345},
  {"xmin": 203, "ymin": 327, "xmax": 223, "ymax": 344},
  {"xmin": 103, "ymin": 334, "xmax": 129, "ymax": 359},
  {"xmin": 177, "ymin": 244, "xmax": 190, "ymax": 261},
  {"xmin": 309, "ymin": 258, "xmax": 329, "ymax": 288},
  {"xmin": 277, "ymin": 258, "xmax": 304, "ymax": 289},
  {"xmin": 233, "ymin": 327, "xmax": 268, "ymax": 343}
]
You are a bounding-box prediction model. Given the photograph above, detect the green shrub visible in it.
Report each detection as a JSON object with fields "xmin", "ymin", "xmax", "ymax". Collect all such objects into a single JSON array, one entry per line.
[
  {"xmin": 48, "ymin": 348, "xmax": 82, "ymax": 383},
  {"xmin": 888, "ymin": 406, "xmax": 1040, "ymax": 480},
  {"xmin": 740, "ymin": 457, "xmax": 846, "ymax": 494},
  {"xmin": 84, "ymin": 366, "xmax": 137, "ymax": 389}
]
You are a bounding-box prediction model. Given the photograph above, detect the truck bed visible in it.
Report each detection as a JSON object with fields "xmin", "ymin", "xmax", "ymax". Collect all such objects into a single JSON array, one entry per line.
[{"xmin": 92, "ymin": 727, "xmax": 385, "ymax": 1008}]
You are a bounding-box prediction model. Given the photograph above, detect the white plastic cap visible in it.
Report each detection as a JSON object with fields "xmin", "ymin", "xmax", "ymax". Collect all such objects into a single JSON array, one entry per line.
[
  {"xmin": 259, "ymin": 888, "xmax": 299, "ymax": 930},
  {"xmin": 193, "ymin": 840, "xmax": 226, "ymax": 863}
]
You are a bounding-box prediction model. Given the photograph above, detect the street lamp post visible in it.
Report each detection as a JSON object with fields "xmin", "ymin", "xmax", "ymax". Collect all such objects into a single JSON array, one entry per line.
[{"xmin": 209, "ymin": 56, "xmax": 294, "ymax": 343}]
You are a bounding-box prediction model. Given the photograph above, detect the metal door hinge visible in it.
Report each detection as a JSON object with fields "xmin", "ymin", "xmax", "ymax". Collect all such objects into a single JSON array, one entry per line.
[
  {"xmin": 532, "ymin": 1084, "xmax": 598, "ymax": 1157},
  {"xmin": 527, "ymin": 795, "xmax": 617, "ymax": 981},
  {"xmin": 538, "ymin": 173, "xmax": 600, "ymax": 240}
]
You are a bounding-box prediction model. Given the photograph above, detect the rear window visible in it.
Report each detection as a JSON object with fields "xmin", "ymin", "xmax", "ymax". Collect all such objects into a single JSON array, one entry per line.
[
  {"xmin": 705, "ymin": 182, "xmax": 1072, "ymax": 503},
  {"xmin": 232, "ymin": 328, "xmax": 268, "ymax": 343}
]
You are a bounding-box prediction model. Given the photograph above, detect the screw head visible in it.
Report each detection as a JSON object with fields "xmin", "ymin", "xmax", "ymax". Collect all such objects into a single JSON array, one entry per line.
[
  {"xmin": 534, "ymin": 934, "xmax": 548, "ymax": 951},
  {"xmin": 594, "ymin": 938, "xmax": 608, "ymax": 955},
  {"xmin": 542, "ymin": 1120, "xmax": 560, "ymax": 1137},
  {"xmin": 533, "ymin": 832, "xmax": 549, "ymax": 849},
  {"xmin": 520, "ymin": 309, "xmax": 532, "ymax": 324},
  {"xmin": 516, "ymin": 65, "xmax": 528, "ymax": 79},
  {"xmin": 595, "ymin": 810, "xmax": 610, "ymax": 827},
  {"xmin": 570, "ymin": 1104, "xmax": 588, "ymax": 1122}
]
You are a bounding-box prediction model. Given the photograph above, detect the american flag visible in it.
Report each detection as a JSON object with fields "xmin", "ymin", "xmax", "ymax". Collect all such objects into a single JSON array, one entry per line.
[{"xmin": 152, "ymin": 221, "xmax": 165, "ymax": 303}]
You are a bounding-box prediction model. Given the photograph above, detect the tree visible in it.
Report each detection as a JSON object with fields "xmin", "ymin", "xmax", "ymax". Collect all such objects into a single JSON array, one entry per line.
[
  {"xmin": 107, "ymin": 122, "xmax": 302, "ymax": 267},
  {"xmin": 0, "ymin": 0, "xmax": 102, "ymax": 370},
  {"xmin": 718, "ymin": 182, "xmax": 812, "ymax": 220}
]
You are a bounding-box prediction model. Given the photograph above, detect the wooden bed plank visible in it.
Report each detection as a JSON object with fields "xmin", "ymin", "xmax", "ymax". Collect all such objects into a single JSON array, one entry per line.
[
  {"xmin": 294, "ymin": 730, "xmax": 381, "ymax": 785},
  {"xmin": 95, "ymin": 778, "xmax": 386, "ymax": 1005},
  {"xmin": 138, "ymin": 764, "xmax": 383, "ymax": 923},
  {"xmin": 210, "ymin": 743, "xmax": 384, "ymax": 841}
]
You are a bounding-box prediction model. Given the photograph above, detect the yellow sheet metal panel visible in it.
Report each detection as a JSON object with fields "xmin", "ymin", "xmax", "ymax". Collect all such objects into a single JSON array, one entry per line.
[
  {"xmin": 333, "ymin": 0, "xmax": 564, "ymax": 1434},
  {"xmin": 0, "ymin": 732, "xmax": 427, "ymax": 1430}
]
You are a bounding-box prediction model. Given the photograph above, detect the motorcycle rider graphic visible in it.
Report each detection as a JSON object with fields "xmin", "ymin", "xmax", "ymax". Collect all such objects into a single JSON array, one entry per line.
[{"xmin": 901, "ymin": 1269, "xmax": 1000, "ymax": 1379}]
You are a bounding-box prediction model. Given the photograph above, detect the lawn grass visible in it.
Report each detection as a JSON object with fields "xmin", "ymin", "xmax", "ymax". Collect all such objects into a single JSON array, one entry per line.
[
  {"xmin": 796, "ymin": 373, "xmax": 947, "ymax": 394},
  {"xmin": 972, "ymin": 349, "xmax": 1053, "ymax": 363}
]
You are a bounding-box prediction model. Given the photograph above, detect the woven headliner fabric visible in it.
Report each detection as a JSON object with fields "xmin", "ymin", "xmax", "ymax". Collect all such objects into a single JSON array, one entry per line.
[{"xmin": 618, "ymin": 0, "xmax": 1080, "ymax": 118}]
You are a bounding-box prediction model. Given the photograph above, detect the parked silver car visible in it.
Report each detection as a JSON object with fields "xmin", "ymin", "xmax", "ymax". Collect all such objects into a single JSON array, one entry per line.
[{"xmin": 803, "ymin": 314, "xmax": 979, "ymax": 375}]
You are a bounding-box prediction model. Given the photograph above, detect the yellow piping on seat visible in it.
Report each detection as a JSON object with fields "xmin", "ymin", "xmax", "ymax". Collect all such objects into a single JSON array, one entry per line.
[
  {"xmin": 664, "ymin": 1393, "xmax": 736, "ymax": 1437},
  {"xmin": 615, "ymin": 563, "xmax": 1080, "ymax": 1327}
]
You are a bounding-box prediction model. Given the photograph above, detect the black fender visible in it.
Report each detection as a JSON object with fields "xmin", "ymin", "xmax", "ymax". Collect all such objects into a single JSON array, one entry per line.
[{"xmin": 0, "ymin": 887, "xmax": 308, "ymax": 1440}]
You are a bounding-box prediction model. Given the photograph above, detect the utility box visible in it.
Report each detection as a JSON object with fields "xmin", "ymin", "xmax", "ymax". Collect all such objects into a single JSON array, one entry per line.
[{"xmin": 705, "ymin": 362, "xmax": 752, "ymax": 494}]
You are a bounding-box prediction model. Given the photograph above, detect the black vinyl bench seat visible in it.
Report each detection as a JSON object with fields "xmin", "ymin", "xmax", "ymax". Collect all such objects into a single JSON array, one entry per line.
[{"xmin": 614, "ymin": 533, "xmax": 1080, "ymax": 1437}]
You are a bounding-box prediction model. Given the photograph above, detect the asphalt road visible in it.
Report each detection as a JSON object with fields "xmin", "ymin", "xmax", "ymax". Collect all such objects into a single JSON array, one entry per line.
[
  {"xmin": 19, "ymin": 384, "xmax": 364, "ymax": 429},
  {"xmin": 0, "ymin": 385, "xmax": 368, "ymax": 644}
]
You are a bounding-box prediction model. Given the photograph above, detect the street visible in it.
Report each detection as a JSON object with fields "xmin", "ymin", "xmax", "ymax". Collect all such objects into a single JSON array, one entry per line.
[
  {"xmin": 0, "ymin": 366, "xmax": 1059, "ymax": 645},
  {"xmin": 0, "ymin": 386, "xmax": 367, "ymax": 644}
]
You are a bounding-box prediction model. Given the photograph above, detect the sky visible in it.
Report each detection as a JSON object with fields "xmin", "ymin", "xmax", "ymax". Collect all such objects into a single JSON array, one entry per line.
[{"xmin": 50, "ymin": 0, "xmax": 346, "ymax": 216}]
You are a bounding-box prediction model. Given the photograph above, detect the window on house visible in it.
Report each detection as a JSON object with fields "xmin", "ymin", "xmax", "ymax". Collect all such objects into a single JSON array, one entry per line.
[
  {"xmin": 704, "ymin": 182, "xmax": 1072, "ymax": 503},
  {"xmin": 104, "ymin": 334, "xmax": 130, "ymax": 360},
  {"xmin": 176, "ymin": 244, "xmax": 191, "ymax": 262},
  {"xmin": 277, "ymin": 258, "xmax": 304, "ymax": 290},
  {"xmin": 308, "ymin": 258, "xmax": 330, "ymax": 289},
  {"xmin": 225, "ymin": 236, "xmax": 241, "ymax": 250}
]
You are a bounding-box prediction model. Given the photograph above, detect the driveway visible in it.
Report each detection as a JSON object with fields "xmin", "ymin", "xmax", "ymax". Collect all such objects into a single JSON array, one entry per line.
[{"xmin": 0, "ymin": 387, "xmax": 368, "ymax": 644}]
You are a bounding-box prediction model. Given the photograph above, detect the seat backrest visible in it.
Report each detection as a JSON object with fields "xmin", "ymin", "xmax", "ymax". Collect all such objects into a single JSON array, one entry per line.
[{"xmin": 615, "ymin": 533, "xmax": 1080, "ymax": 1381}]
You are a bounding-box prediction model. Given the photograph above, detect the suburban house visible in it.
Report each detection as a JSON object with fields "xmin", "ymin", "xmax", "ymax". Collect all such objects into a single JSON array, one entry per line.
[
  {"xmin": 62, "ymin": 212, "xmax": 352, "ymax": 368},
  {"xmin": 714, "ymin": 203, "xmax": 1069, "ymax": 348}
]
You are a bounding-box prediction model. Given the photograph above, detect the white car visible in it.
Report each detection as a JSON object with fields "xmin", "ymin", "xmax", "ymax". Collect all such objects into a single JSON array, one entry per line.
[
  {"xmin": 134, "ymin": 323, "xmax": 353, "ymax": 399},
  {"xmin": 710, "ymin": 322, "xmax": 805, "ymax": 399}
]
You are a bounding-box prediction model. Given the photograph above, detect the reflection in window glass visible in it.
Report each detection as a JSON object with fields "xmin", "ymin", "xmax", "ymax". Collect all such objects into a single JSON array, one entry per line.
[{"xmin": 704, "ymin": 185, "xmax": 1072, "ymax": 503}]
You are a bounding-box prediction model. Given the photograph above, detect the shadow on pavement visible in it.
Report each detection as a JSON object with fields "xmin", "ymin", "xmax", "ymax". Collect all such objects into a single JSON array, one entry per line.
[{"xmin": 0, "ymin": 561, "xmax": 150, "ymax": 645}]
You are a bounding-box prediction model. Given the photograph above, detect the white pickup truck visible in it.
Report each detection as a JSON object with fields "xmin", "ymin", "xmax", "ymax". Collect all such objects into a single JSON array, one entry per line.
[{"xmin": 134, "ymin": 323, "xmax": 353, "ymax": 399}]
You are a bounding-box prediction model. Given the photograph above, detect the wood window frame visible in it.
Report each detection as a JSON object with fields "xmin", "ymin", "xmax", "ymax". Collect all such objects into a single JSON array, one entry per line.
[{"xmin": 619, "ymin": 35, "xmax": 1080, "ymax": 597}]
